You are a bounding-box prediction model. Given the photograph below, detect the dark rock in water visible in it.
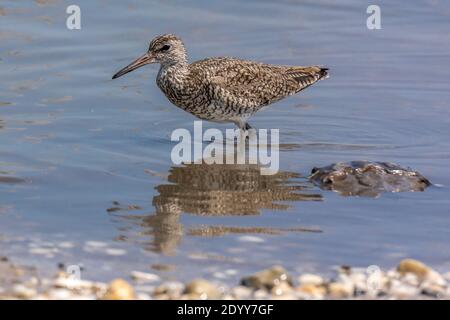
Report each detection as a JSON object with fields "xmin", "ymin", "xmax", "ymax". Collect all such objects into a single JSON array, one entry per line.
[{"xmin": 310, "ymin": 161, "xmax": 431, "ymax": 197}]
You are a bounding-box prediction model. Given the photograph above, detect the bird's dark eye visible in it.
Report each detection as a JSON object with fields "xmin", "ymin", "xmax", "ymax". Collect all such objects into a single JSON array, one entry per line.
[{"xmin": 160, "ymin": 45, "xmax": 171, "ymax": 52}]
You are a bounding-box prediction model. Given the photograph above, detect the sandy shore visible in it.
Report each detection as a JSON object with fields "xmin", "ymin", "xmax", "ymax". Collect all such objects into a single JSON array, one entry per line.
[{"xmin": 1, "ymin": 256, "xmax": 449, "ymax": 300}]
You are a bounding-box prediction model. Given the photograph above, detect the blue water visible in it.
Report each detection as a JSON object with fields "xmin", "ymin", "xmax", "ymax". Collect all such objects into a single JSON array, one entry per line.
[{"xmin": 0, "ymin": 0, "xmax": 449, "ymax": 282}]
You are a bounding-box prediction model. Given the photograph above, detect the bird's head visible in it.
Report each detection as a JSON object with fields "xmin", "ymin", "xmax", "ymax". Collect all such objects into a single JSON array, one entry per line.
[{"xmin": 112, "ymin": 34, "xmax": 186, "ymax": 80}]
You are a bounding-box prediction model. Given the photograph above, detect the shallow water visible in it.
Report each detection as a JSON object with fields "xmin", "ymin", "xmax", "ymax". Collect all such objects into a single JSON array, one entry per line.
[{"xmin": 1, "ymin": 0, "xmax": 450, "ymax": 282}]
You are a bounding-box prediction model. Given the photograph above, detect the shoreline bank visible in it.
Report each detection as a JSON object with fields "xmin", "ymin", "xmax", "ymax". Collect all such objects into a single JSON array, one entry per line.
[{"xmin": 1, "ymin": 257, "xmax": 449, "ymax": 300}]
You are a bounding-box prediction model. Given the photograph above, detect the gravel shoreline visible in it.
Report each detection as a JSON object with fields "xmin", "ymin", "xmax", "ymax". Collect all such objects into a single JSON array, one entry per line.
[{"xmin": 1, "ymin": 257, "xmax": 449, "ymax": 300}]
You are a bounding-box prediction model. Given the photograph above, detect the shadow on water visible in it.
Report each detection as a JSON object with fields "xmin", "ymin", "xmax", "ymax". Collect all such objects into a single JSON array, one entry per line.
[
  {"xmin": 0, "ymin": 176, "xmax": 25, "ymax": 184},
  {"xmin": 110, "ymin": 162, "xmax": 322, "ymax": 255}
]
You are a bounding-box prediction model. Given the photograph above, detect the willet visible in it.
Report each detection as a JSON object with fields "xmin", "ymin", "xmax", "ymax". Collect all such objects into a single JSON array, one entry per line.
[{"xmin": 112, "ymin": 34, "xmax": 328, "ymax": 130}]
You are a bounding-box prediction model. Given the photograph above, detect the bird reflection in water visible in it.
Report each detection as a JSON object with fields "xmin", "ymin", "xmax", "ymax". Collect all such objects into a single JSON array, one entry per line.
[{"xmin": 110, "ymin": 162, "xmax": 322, "ymax": 255}]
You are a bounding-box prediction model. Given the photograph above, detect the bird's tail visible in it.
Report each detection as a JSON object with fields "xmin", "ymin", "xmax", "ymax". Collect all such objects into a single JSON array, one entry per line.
[
  {"xmin": 317, "ymin": 67, "xmax": 329, "ymax": 80},
  {"xmin": 285, "ymin": 66, "xmax": 329, "ymax": 93}
]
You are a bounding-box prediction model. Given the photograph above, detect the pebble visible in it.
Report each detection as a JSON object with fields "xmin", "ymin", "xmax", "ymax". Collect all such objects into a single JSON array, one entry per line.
[
  {"xmin": 184, "ymin": 279, "xmax": 221, "ymax": 299},
  {"xmin": 84, "ymin": 241, "xmax": 108, "ymax": 248},
  {"xmin": 136, "ymin": 292, "xmax": 152, "ymax": 300},
  {"xmin": 104, "ymin": 248, "xmax": 127, "ymax": 256},
  {"xmin": 397, "ymin": 259, "xmax": 429, "ymax": 277},
  {"xmin": 271, "ymin": 282, "xmax": 293, "ymax": 296},
  {"xmin": 154, "ymin": 281, "xmax": 184, "ymax": 299},
  {"xmin": 213, "ymin": 271, "xmax": 227, "ymax": 279},
  {"xmin": 231, "ymin": 286, "xmax": 252, "ymax": 299},
  {"xmin": 272, "ymin": 293, "xmax": 297, "ymax": 300},
  {"xmin": 401, "ymin": 272, "xmax": 420, "ymax": 286},
  {"xmin": 397, "ymin": 259, "xmax": 445, "ymax": 285},
  {"xmin": 253, "ymin": 289, "xmax": 270, "ymax": 300},
  {"xmin": 296, "ymin": 284, "xmax": 326, "ymax": 299},
  {"xmin": 328, "ymin": 282, "xmax": 354, "ymax": 298},
  {"xmin": 58, "ymin": 242, "xmax": 74, "ymax": 249},
  {"xmin": 237, "ymin": 236, "xmax": 265, "ymax": 243},
  {"xmin": 54, "ymin": 276, "xmax": 98, "ymax": 291},
  {"xmin": 102, "ymin": 279, "xmax": 135, "ymax": 300},
  {"xmin": 443, "ymin": 272, "xmax": 450, "ymax": 281},
  {"xmin": 389, "ymin": 282, "xmax": 419, "ymax": 299},
  {"xmin": 46, "ymin": 288, "xmax": 73, "ymax": 300},
  {"xmin": 225, "ymin": 269, "xmax": 238, "ymax": 276},
  {"xmin": 13, "ymin": 284, "xmax": 36, "ymax": 299},
  {"xmin": 130, "ymin": 271, "xmax": 160, "ymax": 283},
  {"xmin": 298, "ymin": 273, "xmax": 324, "ymax": 286},
  {"xmin": 1, "ymin": 257, "xmax": 449, "ymax": 300},
  {"xmin": 420, "ymin": 282, "xmax": 446, "ymax": 298},
  {"xmin": 348, "ymin": 272, "xmax": 368, "ymax": 294},
  {"xmin": 154, "ymin": 293, "xmax": 170, "ymax": 300},
  {"xmin": 241, "ymin": 266, "xmax": 292, "ymax": 290},
  {"xmin": 134, "ymin": 285, "xmax": 155, "ymax": 294}
]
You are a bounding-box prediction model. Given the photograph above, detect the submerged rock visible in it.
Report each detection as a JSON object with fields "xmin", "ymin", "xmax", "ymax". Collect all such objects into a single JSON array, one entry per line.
[{"xmin": 310, "ymin": 161, "xmax": 431, "ymax": 197}]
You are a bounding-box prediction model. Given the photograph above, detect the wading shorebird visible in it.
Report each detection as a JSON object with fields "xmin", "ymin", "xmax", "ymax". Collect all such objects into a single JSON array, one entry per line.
[{"xmin": 112, "ymin": 34, "xmax": 328, "ymax": 130}]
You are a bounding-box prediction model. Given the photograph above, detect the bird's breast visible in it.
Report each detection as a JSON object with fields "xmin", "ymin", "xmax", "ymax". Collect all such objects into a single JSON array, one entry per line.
[{"xmin": 156, "ymin": 70, "xmax": 208, "ymax": 111}]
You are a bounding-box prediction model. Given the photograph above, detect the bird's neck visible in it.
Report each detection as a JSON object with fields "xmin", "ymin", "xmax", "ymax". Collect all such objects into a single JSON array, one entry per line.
[{"xmin": 158, "ymin": 61, "xmax": 189, "ymax": 90}]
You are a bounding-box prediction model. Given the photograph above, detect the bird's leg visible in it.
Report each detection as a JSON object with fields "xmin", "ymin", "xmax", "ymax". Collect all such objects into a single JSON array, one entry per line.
[
  {"xmin": 234, "ymin": 120, "xmax": 255, "ymax": 142},
  {"xmin": 239, "ymin": 122, "xmax": 256, "ymax": 141},
  {"xmin": 245, "ymin": 122, "xmax": 258, "ymax": 145}
]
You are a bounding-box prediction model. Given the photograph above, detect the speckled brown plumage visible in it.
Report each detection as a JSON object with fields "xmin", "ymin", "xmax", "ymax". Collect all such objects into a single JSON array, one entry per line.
[{"xmin": 113, "ymin": 34, "xmax": 329, "ymax": 129}]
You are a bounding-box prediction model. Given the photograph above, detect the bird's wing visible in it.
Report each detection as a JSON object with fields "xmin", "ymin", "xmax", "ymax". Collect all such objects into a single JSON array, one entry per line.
[{"xmin": 192, "ymin": 58, "xmax": 328, "ymax": 109}]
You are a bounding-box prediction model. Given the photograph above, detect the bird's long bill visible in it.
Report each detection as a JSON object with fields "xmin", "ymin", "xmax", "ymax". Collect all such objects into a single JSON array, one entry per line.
[{"xmin": 112, "ymin": 53, "xmax": 155, "ymax": 79}]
